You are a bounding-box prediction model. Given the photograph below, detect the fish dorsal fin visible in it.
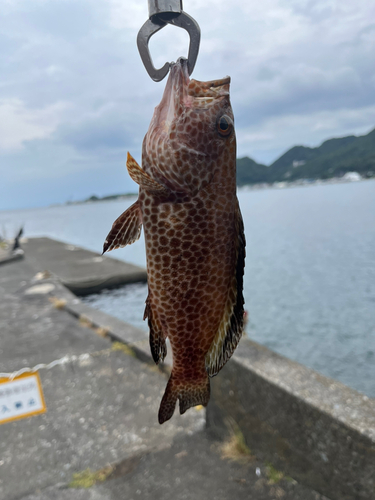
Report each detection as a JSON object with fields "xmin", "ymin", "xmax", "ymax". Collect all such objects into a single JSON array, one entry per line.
[
  {"xmin": 205, "ymin": 202, "xmax": 246, "ymax": 376},
  {"xmin": 127, "ymin": 153, "xmax": 170, "ymax": 196},
  {"xmin": 144, "ymin": 295, "xmax": 167, "ymax": 364},
  {"xmin": 102, "ymin": 200, "xmax": 142, "ymax": 254}
]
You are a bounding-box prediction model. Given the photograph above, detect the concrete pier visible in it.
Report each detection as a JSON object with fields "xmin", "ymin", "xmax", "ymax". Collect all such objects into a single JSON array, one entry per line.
[
  {"xmin": 20, "ymin": 237, "xmax": 147, "ymax": 295},
  {"xmin": 2, "ymin": 236, "xmax": 369, "ymax": 499}
]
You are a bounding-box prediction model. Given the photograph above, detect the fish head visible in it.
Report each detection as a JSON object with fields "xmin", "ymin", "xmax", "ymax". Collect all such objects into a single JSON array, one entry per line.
[{"xmin": 144, "ymin": 58, "xmax": 235, "ymax": 192}]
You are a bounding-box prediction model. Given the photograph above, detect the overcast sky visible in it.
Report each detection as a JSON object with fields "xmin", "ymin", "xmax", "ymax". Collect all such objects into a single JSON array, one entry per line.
[{"xmin": 1, "ymin": 0, "xmax": 375, "ymax": 210}]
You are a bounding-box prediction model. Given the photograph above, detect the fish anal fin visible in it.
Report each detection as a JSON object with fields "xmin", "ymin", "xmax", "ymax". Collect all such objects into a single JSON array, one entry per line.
[
  {"xmin": 205, "ymin": 203, "xmax": 246, "ymax": 377},
  {"xmin": 144, "ymin": 296, "xmax": 167, "ymax": 365},
  {"xmin": 158, "ymin": 373, "xmax": 210, "ymax": 424},
  {"xmin": 127, "ymin": 153, "xmax": 169, "ymax": 197},
  {"xmin": 103, "ymin": 200, "xmax": 142, "ymax": 254}
]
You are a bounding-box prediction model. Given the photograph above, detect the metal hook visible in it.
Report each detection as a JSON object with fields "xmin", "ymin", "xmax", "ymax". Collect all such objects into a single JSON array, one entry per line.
[{"xmin": 137, "ymin": 1, "xmax": 201, "ymax": 82}]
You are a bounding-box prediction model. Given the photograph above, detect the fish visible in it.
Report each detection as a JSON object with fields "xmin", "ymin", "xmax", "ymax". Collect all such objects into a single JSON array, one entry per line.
[{"xmin": 103, "ymin": 58, "xmax": 245, "ymax": 424}]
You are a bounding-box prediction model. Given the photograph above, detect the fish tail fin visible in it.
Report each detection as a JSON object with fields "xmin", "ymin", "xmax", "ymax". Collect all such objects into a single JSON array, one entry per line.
[
  {"xmin": 158, "ymin": 373, "xmax": 210, "ymax": 425},
  {"xmin": 158, "ymin": 376, "xmax": 178, "ymax": 425}
]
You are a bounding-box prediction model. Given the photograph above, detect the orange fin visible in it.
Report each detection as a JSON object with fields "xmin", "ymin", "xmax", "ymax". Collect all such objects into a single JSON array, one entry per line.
[
  {"xmin": 127, "ymin": 153, "xmax": 169, "ymax": 196},
  {"xmin": 103, "ymin": 200, "xmax": 142, "ymax": 254},
  {"xmin": 205, "ymin": 202, "xmax": 246, "ymax": 376},
  {"xmin": 144, "ymin": 296, "xmax": 167, "ymax": 364},
  {"xmin": 158, "ymin": 374, "xmax": 210, "ymax": 424}
]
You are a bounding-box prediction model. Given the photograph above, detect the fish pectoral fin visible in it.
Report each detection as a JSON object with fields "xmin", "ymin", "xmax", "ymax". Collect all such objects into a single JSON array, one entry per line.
[
  {"xmin": 127, "ymin": 153, "xmax": 169, "ymax": 196},
  {"xmin": 205, "ymin": 203, "xmax": 246, "ymax": 377},
  {"xmin": 102, "ymin": 200, "xmax": 142, "ymax": 254},
  {"xmin": 144, "ymin": 296, "xmax": 167, "ymax": 365}
]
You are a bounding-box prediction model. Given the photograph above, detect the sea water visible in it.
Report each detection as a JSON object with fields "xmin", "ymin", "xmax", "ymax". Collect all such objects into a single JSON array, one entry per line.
[{"xmin": 1, "ymin": 180, "xmax": 374, "ymax": 397}]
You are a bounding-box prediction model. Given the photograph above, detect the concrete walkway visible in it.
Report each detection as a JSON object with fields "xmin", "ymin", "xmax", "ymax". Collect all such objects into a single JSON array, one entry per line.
[
  {"xmin": 0, "ymin": 238, "xmax": 330, "ymax": 500},
  {"xmin": 22, "ymin": 237, "xmax": 147, "ymax": 295}
]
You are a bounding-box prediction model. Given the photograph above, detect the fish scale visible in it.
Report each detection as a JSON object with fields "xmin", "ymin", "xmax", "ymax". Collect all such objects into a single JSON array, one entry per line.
[{"xmin": 103, "ymin": 58, "xmax": 245, "ymax": 424}]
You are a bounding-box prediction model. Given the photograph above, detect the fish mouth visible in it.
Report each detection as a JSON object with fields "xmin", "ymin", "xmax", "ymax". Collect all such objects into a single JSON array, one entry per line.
[
  {"xmin": 188, "ymin": 76, "xmax": 231, "ymax": 99},
  {"xmin": 158, "ymin": 59, "xmax": 230, "ymax": 126},
  {"xmin": 153, "ymin": 59, "xmax": 188, "ymax": 133},
  {"xmin": 170, "ymin": 59, "xmax": 231, "ymax": 102}
]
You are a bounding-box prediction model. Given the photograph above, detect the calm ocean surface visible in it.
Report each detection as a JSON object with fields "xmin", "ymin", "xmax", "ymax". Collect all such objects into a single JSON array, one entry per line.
[{"xmin": 1, "ymin": 180, "xmax": 374, "ymax": 397}]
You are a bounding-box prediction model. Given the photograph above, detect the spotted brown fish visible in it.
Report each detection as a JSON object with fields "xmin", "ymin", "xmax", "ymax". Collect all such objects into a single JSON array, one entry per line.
[{"xmin": 103, "ymin": 58, "xmax": 245, "ymax": 424}]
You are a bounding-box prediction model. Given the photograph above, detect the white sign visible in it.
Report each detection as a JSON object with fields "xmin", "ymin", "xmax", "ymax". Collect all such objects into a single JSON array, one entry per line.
[{"xmin": 0, "ymin": 372, "xmax": 46, "ymax": 424}]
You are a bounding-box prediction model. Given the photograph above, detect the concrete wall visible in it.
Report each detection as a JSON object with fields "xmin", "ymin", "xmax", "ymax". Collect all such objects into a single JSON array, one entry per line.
[{"xmin": 206, "ymin": 338, "xmax": 375, "ymax": 500}]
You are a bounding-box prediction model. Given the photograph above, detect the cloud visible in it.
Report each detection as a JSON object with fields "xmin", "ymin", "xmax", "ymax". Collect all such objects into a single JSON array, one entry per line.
[
  {"xmin": 0, "ymin": 0, "xmax": 375, "ymax": 209},
  {"xmin": 237, "ymin": 105, "xmax": 375, "ymax": 163},
  {"xmin": 0, "ymin": 98, "xmax": 68, "ymax": 150}
]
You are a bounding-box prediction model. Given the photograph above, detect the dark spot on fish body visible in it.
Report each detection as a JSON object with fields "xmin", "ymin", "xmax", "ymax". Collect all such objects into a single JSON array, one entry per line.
[
  {"xmin": 159, "ymin": 236, "xmax": 168, "ymax": 246},
  {"xmin": 162, "ymin": 255, "xmax": 171, "ymax": 266},
  {"xmin": 181, "ymin": 250, "xmax": 192, "ymax": 259},
  {"xmin": 189, "ymin": 296, "xmax": 199, "ymax": 307},
  {"xmin": 170, "ymin": 237, "xmax": 180, "ymax": 248},
  {"xmin": 185, "ymin": 320, "xmax": 195, "ymax": 332},
  {"xmin": 170, "ymin": 248, "xmax": 181, "ymax": 257},
  {"xmin": 185, "ymin": 305, "xmax": 195, "ymax": 315},
  {"xmin": 193, "ymin": 235, "xmax": 204, "ymax": 245}
]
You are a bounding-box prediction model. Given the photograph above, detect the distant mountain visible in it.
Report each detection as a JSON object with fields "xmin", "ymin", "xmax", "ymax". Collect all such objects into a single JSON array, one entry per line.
[
  {"xmin": 236, "ymin": 127, "xmax": 375, "ymax": 185},
  {"xmin": 236, "ymin": 157, "xmax": 268, "ymax": 186}
]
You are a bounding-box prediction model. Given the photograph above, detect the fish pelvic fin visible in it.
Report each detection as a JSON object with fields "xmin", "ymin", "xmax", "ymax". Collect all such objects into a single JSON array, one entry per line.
[
  {"xmin": 144, "ymin": 296, "xmax": 167, "ymax": 364},
  {"xmin": 127, "ymin": 153, "xmax": 170, "ymax": 197},
  {"xmin": 102, "ymin": 200, "xmax": 142, "ymax": 254},
  {"xmin": 205, "ymin": 201, "xmax": 246, "ymax": 377},
  {"xmin": 158, "ymin": 373, "xmax": 210, "ymax": 425}
]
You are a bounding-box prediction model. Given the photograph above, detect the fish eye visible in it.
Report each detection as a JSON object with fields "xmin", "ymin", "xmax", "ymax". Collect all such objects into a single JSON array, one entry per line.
[{"xmin": 217, "ymin": 115, "xmax": 233, "ymax": 137}]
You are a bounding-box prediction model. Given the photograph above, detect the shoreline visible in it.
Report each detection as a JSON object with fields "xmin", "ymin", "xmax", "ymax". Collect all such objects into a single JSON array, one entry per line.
[{"xmin": 238, "ymin": 174, "xmax": 374, "ymax": 192}]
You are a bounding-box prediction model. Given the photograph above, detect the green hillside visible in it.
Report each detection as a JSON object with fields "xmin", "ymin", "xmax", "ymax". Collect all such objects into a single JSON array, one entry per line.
[
  {"xmin": 236, "ymin": 127, "xmax": 375, "ymax": 185},
  {"xmin": 236, "ymin": 157, "xmax": 268, "ymax": 186}
]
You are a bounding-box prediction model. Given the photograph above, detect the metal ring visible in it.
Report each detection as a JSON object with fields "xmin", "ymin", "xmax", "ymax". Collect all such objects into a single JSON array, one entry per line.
[{"xmin": 137, "ymin": 11, "xmax": 201, "ymax": 82}]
